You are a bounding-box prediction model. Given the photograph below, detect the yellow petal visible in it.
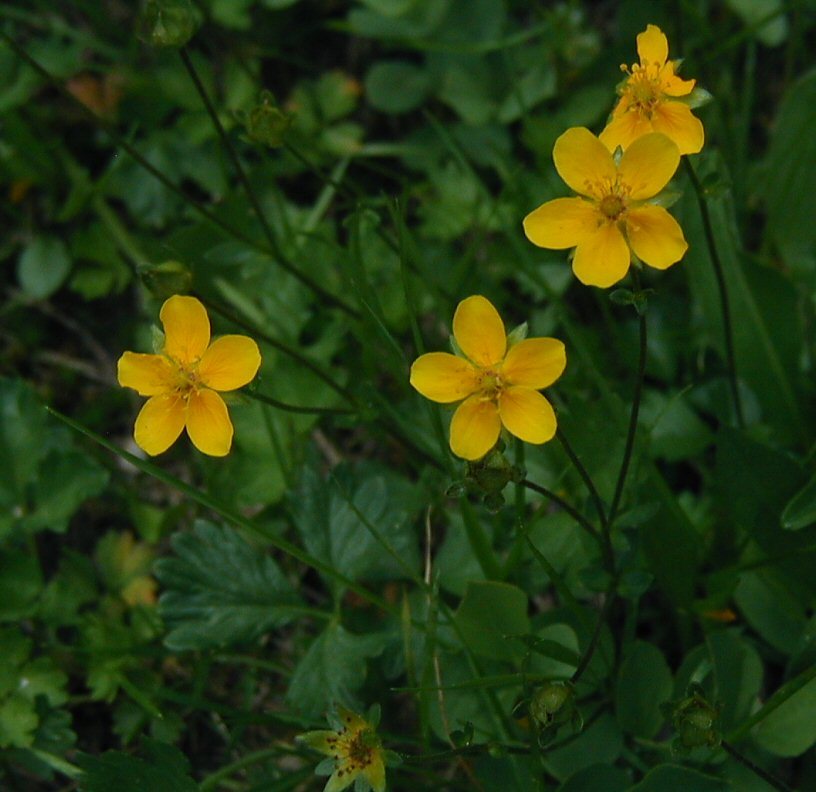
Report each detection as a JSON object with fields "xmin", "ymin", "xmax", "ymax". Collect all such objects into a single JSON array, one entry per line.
[
  {"xmin": 626, "ymin": 206, "xmax": 688, "ymax": 270},
  {"xmin": 134, "ymin": 394, "xmax": 186, "ymax": 456},
  {"xmin": 452, "ymin": 295, "xmax": 506, "ymax": 367},
  {"xmin": 553, "ymin": 127, "xmax": 617, "ymax": 199},
  {"xmin": 502, "ymin": 338, "xmax": 566, "ymax": 389},
  {"xmin": 599, "ymin": 108, "xmax": 654, "ymax": 154},
  {"xmin": 637, "ymin": 24, "xmax": 668, "ymax": 66},
  {"xmin": 198, "ymin": 335, "xmax": 262, "ymax": 392},
  {"xmin": 325, "ymin": 766, "xmax": 356, "ymax": 792},
  {"xmin": 185, "ymin": 389, "xmax": 233, "ymax": 457},
  {"xmin": 652, "ymin": 101, "xmax": 704, "ymax": 155},
  {"xmin": 523, "ymin": 197, "xmax": 600, "ymax": 249},
  {"xmin": 660, "ymin": 62, "xmax": 695, "ymax": 96},
  {"xmin": 498, "ymin": 387, "xmax": 557, "ymax": 444},
  {"xmin": 572, "ymin": 223, "xmax": 630, "ymax": 288},
  {"xmin": 160, "ymin": 295, "xmax": 210, "ymax": 366},
  {"xmin": 410, "ymin": 352, "xmax": 479, "ymax": 403},
  {"xmin": 618, "ymin": 132, "xmax": 680, "ymax": 200},
  {"xmin": 449, "ymin": 396, "xmax": 501, "ymax": 460},
  {"xmin": 295, "ymin": 730, "xmax": 337, "ymax": 755},
  {"xmin": 363, "ymin": 756, "xmax": 386, "ymax": 792},
  {"xmin": 117, "ymin": 352, "xmax": 175, "ymax": 396}
]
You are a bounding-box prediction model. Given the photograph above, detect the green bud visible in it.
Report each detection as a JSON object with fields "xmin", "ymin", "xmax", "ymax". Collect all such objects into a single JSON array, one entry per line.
[
  {"xmin": 139, "ymin": 260, "xmax": 193, "ymax": 299},
  {"xmin": 465, "ymin": 446, "xmax": 516, "ymax": 504},
  {"xmin": 664, "ymin": 685, "xmax": 721, "ymax": 753},
  {"xmin": 530, "ymin": 681, "xmax": 574, "ymax": 727},
  {"xmin": 244, "ymin": 90, "xmax": 292, "ymax": 148},
  {"xmin": 139, "ymin": 0, "xmax": 198, "ymax": 48}
]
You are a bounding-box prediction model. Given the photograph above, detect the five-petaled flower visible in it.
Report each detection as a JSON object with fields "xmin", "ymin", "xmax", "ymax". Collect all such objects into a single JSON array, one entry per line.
[
  {"xmin": 297, "ymin": 705, "xmax": 387, "ymax": 792},
  {"xmin": 600, "ymin": 23, "xmax": 703, "ymax": 155},
  {"xmin": 523, "ymin": 127, "xmax": 687, "ymax": 288},
  {"xmin": 117, "ymin": 295, "xmax": 261, "ymax": 457},
  {"xmin": 410, "ymin": 295, "xmax": 566, "ymax": 461}
]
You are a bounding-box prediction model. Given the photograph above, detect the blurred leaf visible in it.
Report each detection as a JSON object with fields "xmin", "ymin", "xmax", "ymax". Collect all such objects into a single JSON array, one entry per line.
[
  {"xmin": 286, "ymin": 621, "xmax": 387, "ymax": 718},
  {"xmin": 754, "ymin": 676, "xmax": 816, "ymax": 756},
  {"xmin": 782, "ymin": 472, "xmax": 816, "ymax": 530},
  {"xmin": 365, "ymin": 61, "xmax": 429, "ymax": 114},
  {"xmin": 629, "ymin": 764, "xmax": 729, "ymax": 791},
  {"xmin": 155, "ymin": 520, "xmax": 302, "ymax": 650},
  {"xmin": 641, "ymin": 390, "xmax": 713, "ymax": 462},
  {"xmin": 77, "ymin": 738, "xmax": 198, "ymax": 792},
  {"xmin": 544, "ymin": 713, "xmax": 623, "ymax": 782},
  {"xmin": 725, "ymin": 0, "xmax": 788, "ymax": 46},
  {"xmin": 557, "ymin": 764, "xmax": 630, "ymax": 792},
  {"xmin": 734, "ymin": 571, "xmax": 807, "ymax": 655},
  {"xmin": 706, "ymin": 630, "xmax": 763, "ymax": 732},
  {"xmin": 0, "ymin": 695, "xmax": 39, "ymax": 749},
  {"xmin": 616, "ymin": 641, "xmax": 673, "ymax": 739},
  {"xmin": 765, "ymin": 69, "xmax": 816, "ymax": 272},
  {"xmin": 0, "ymin": 544, "xmax": 43, "ymax": 621},
  {"xmin": 454, "ymin": 581, "xmax": 530, "ymax": 662},
  {"xmin": 17, "ymin": 236, "xmax": 72, "ymax": 300}
]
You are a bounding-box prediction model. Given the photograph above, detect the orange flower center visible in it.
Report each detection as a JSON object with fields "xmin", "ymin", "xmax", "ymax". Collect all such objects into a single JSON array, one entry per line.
[
  {"xmin": 477, "ymin": 368, "xmax": 505, "ymax": 400},
  {"xmin": 167, "ymin": 355, "xmax": 203, "ymax": 399},
  {"xmin": 620, "ymin": 63, "xmax": 662, "ymax": 116},
  {"xmin": 599, "ymin": 194, "xmax": 626, "ymax": 219}
]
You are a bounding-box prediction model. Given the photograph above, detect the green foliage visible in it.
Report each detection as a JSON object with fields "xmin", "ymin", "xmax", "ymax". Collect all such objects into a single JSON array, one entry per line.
[{"xmin": 2, "ymin": 1, "xmax": 816, "ymax": 789}]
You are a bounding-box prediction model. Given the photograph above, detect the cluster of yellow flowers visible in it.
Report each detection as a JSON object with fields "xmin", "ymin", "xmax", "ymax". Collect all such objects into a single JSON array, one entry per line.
[{"xmin": 412, "ymin": 23, "xmax": 703, "ymax": 461}]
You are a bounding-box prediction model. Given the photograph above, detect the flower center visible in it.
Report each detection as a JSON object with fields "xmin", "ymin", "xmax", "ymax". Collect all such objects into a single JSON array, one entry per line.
[
  {"xmin": 477, "ymin": 368, "xmax": 504, "ymax": 400},
  {"xmin": 168, "ymin": 356, "xmax": 202, "ymax": 398},
  {"xmin": 346, "ymin": 731, "xmax": 374, "ymax": 766},
  {"xmin": 620, "ymin": 63, "xmax": 661, "ymax": 116},
  {"xmin": 599, "ymin": 194, "xmax": 626, "ymax": 219}
]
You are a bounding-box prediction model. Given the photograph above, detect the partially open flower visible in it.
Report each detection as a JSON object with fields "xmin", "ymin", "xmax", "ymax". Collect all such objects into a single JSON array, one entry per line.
[
  {"xmin": 410, "ymin": 296, "xmax": 566, "ymax": 460},
  {"xmin": 600, "ymin": 24, "xmax": 703, "ymax": 155}
]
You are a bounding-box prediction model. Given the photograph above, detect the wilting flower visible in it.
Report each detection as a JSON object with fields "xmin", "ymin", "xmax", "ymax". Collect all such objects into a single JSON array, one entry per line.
[
  {"xmin": 118, "ymin": 295, "xmax": 261, "ymax": 456},
  {"xmin": 410, "ymin": 295, "xmax": 566, "ymax": 460},
  {"xmin": 523, "ymin": 127, "xmax": 687, "ymax": 288},
  {"xmin": 600, "ymin": 23, "xmax": 703, "ymax": 155},
  {"xmin": 297, "ymin": 705, "xmax": 388, "ymax": 792}
]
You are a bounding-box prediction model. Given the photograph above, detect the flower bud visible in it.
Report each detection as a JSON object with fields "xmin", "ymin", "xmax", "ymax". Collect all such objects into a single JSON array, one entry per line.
[{"xmin": 139, "ymin": 0, "xmax": 198, "ymax": 48}]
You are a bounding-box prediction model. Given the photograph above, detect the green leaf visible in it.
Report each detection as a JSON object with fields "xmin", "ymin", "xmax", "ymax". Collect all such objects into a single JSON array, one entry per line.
[
  {"xmin": 754, "ymin": 676, "xmax": 816, "ymax": 756},
  {"xmin": 782, "ymin": 472, "xmax": 816, "ymax": 530},
  {"xmin": 706, "ymin": 630, "xmax": 763, "ymax": 733},
  {"xmin": 365, "ymin": 61, "xmax": 429, "ymax": 114},
  {"xmin": 0, "ymin": 544, "xmax": 43, "ymax": 621},
  {"xmin": 765, "ymin": 69, "xmax": 816, "ymax": 272},
  {"xmin": 286, "ymin": 621, "xmax": 387, "ymax": 718},
  {"xmin": 557, "ymin": 764, "xmax": 630, "ymax": 792},
  {"xmin": 616, "ymin": 641, "xmax": 673, "ymax": 739},
  {"xmin": 629, "ymin": 764, "xmax": 729, "ymax": 791},
  {"xmin": 154, "ymin": 520, "xmax": 302, "ymax": 651},
  {"xmin": 0, "ymin": 378, "xmax": 48, "ymax": 504},
  {"xmin": 0, "ymin": 694, "xmax": 38, "ymax": 749},
  {"xmin": 544, "ymin": 713, "xmax": 623, "ymax": 782},
  {"xmin": 17, "ymin": 236, "xmax": 72, "ymax": 300},
  {"xmin": 77, "ymin": 738, "xmax": 199, "ymax": 792},
  {"xmin": 290, "ymin": 461, "xmax": 421, "ymax": 588},
  {"xmin": 734, "ymin": 571, "xmax": 807, "ymax": 655},
  {"xmin": 725, "ymin": 0, "xmax": 788, "ymax": 46},
  {"xmin": 454, "ymin": 581, "xmax": 530, "ymax": 663}
]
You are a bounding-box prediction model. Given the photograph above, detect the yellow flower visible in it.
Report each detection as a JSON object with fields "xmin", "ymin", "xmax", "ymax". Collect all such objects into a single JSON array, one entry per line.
[
  {"xmin": 117, "ymin": 295, "xmax": 261, "ymax": 457},
  {"xmin": 600, "ymin": 23, "xmax": 703, "ymax": 155},
  {"xmin": 523, "ymin": 127, "xmax": 687, "ymax": 288},
  {"xmin": 410, "ymin": 295, "xmax": 566, "ymax": 461},
  {"xmin": 298, "ymin": 705, "xmax": 387, "ymax": 792}
]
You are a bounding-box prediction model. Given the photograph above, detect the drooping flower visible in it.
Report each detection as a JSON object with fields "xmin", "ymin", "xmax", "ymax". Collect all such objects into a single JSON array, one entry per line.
[
  {"xmin": 117, "ymin": 295, "xmax": 261, "ymax": 457},
  {"xmin": 600, "ymin": 23, "xmax": 703, "ymax": 155},
  {"xmin": 523, "ymin": 127, "xmax": 687, "ymax": 288},
  {"xmin": 297, "ymin": 705, "xmax": 388, "ymax": 792},
  {"xmin": 410, "ymin": 295, "xmax": 566, "ymax": 461}
]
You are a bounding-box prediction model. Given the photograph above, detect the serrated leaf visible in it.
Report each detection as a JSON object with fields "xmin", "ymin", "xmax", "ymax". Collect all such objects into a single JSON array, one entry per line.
[
  {"xmin": 154, "ymin": 520, "xmax": 302, "ymax": 650},
  {"xmin": 286, "ymin": 621, "xmax": 387, "ymax": 717},
  {"xmin": 77, "ymin": 738, "xmax": 198, "ymax": 792}
]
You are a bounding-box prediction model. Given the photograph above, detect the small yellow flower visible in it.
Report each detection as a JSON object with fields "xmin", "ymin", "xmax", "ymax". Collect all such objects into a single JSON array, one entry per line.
[
  {"xmin": 298, "ymin": 705, "xmax": 387, "ymax": 792},
  {"xmin": 523, "ymin": 127, "xmax": 687, "ymax": 288},
  {"xmin": 410, "ymin": 295, "xmax": 566, "ymax": 461},
  {"xmin": 600, "ymin": 23, "xmax": 703, "ymax": 155},
  {"xmin": 117, "ymin": 295, "xmax": 261, "ymax": 457}
]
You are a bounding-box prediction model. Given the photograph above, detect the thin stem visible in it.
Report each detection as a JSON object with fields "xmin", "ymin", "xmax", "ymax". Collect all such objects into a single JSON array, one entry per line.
[
  {"xmin": 721, "ymin": 741, "xmax": 793, "ymax": 792},
  {"xmin": 178, "ymin": 47, "xmax": 357, "ymax": 318},
  {"xmin": 556, "ymin": 428, "xmax": 608, "ymax": 531},
  {"xmin": 683, "ymin": 157, "xmax": 744, "ymax": 427},
  {"xmin": 200, "ymin": 748, "xmax": 295, "ymax": 791},
  {"xmin": 520, "ymin": 479, "xmax": 600, "ymax": 545},
  {"xmin": 570, "ymin": 585, "xmax": 616, "ymax": 685},
  {"xmin": 608, "ymin": 298, "xmax": 648, "ymax": 525},
  {"xmin": 245, "ymin": 389, "xmax": 353, "ymax": 416}
]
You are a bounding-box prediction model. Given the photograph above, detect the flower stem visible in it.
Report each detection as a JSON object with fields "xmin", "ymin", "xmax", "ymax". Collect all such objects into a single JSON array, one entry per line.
[
  {"xmin": 570, "ymin": 583, "xmax": 616, "ymax": 685},
  {"xmin": 683, "ymin": 157, "xmax": 744, "ymax": 428},
  {"xmin": 721, "ymin": 741, "xmax": 793, "ymax": 792},
  {"xmin": 556, "ymin": 428, "xmax": 608, "ymax": 532},
  {"xmin": 608, "ymin": 292, "xmax": 647, "ymax": 526},
  {"xmin": 244, "ymin": 389, "xmax": 353, "ymax": 416},
  {"xmin": 177, "ymin": 47, "xmax": 358, "ymax": 319}
]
